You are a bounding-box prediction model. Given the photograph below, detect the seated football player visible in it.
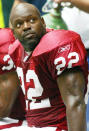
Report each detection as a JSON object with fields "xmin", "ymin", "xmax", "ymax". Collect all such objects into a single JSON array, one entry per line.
[
  {"xmin": 9, "ymin": 2, "xmax": 88, "ymax": 131},
  {"xmin": 0, "ymin": 28, "xmax": 25, "ymax": 130}
]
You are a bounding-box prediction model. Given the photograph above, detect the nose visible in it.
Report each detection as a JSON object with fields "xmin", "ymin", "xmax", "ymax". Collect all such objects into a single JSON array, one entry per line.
[{"xmin": 23, "ymin": 21, "xmax": 31, "ymax": 31}]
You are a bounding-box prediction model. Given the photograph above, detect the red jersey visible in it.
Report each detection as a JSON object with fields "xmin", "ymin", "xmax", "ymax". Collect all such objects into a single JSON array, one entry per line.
[
  {"xmin": 0, "ymin": 28, "xmax": 25, "ymax": 129},
  {"xmin": 0, "ymin": 28, "xmax": 15, "ymax": 74},
  {"xmin": 9, "ymin": 29, "xmax": 88, "ymax": 131}
]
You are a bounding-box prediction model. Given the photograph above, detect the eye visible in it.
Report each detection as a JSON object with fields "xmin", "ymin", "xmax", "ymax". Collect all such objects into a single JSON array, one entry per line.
[
  {"xmin": 16, "ymin": 23, "xmax": 22, "ymax": 28},
  {"xmin": 30, "ymin": 18, "xmax": 35, "ymax": 23}
]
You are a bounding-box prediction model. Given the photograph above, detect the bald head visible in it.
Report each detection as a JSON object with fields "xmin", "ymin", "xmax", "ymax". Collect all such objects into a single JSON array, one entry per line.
[
  {"xmin": 10, "ymin": 3, "xmax": 41, "ymax": 26},
  {"xmin": 9, "ymin": 2, "xmax": 46, "ymax": 52}
]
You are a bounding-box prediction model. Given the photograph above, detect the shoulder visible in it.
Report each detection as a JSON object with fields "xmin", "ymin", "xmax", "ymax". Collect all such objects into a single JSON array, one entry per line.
[
  {"xmin": 0, "ymin": 28, "xmax": 16, "ymax": 74},
  {"xmin": 0, "ymin": 28, "xmax": 15, "ymax": 46},
  {"xmin": 32, "ymin": 29, "xmax": 83, "ymax": 57},
  {"xmin": 0, "ymin": 28, "xmax": 15, "ymax": 53}
]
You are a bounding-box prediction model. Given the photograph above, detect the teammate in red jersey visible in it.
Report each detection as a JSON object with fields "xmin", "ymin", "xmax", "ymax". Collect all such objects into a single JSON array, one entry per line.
[
  {"xmin": 9, "ymin": 2, "xmax": 88, "ymax": 131},
  {"xmin": 0, "ymin": 28, "xmax": 25, "ymax": 129}
]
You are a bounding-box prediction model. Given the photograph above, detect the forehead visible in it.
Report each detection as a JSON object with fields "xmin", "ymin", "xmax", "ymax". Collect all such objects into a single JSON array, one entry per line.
[{"xmin": 11, "ymin": 4, "xmax": 40, "ymax": 23}]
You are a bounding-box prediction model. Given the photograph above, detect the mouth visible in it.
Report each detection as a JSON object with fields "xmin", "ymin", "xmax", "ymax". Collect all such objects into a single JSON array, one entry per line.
[
  {"xmin": 24, "ymin": 33, "xmax": 36, "ymax": 39},
  {"xmin": 22, "ymin": 31, "xmax": 36, "ymax": 40}
]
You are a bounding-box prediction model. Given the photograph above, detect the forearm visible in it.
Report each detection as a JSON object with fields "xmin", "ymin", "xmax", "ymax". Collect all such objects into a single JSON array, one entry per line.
[
  {"xmin": 0, "ymin": 89, "xmax": 18, "ymax": 118},
  {"xmin": 70, "ymin": 0, "xmax": 89, "ymax": 13},
  {"xmin": 54, "ymin": 0, "xmax": 89, "ymax": 13},
  {"xmin": 66, "ymin": 102, "xmax": 86, "ymax": 131},
  {"xmin": 0, "ymin": 72, "xmax": 20, "ymax": 118}
]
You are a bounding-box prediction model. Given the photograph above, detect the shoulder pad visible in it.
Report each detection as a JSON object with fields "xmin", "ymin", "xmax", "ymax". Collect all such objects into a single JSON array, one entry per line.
[
  {"xmin": 0, "ymin": 28, "xmax": 15, "ymax": 46},
  {"xmin": 32, "ymin": 30, "xmax": 80, "ymax": 57}
]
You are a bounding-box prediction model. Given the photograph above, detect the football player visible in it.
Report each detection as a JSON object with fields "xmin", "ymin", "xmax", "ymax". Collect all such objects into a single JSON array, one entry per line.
[
  {"xmin": 0, "ymin": 28, "xmax": 25, "ymax": 130},
  {"xmin": 9, "ymin": 2, "xmax": 88, "ymax": 131}
]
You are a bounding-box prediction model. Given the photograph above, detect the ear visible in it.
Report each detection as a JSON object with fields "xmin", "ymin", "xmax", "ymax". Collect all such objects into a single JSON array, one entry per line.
[
  {"xmin": 41, "ymin": 17, "xmax": 46, "ymax": 28},
  {"xmin": 9, "ymin": 20, "xmax": 13, "ymax": 29},
  {"xmin": 9, "ymin": 21, "xmax": 17, "ymax": 39}
]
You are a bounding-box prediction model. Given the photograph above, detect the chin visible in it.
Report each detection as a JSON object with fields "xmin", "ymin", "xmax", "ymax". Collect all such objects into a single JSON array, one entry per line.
[
  {"xmin": 22, "ymin": 37, "xmax": 40, "ymax": 51},
  {"xmin": 24, "ymin": 41, "xmax": 38, "ymax": 51}
]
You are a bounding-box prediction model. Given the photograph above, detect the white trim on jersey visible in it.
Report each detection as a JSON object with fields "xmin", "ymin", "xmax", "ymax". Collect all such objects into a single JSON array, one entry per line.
[
  {"xmin": 0, "ymin": 119, "xmax": 66, "ymax": 131},
  {"xmin": 0, "ymin": 117, "xmax": 23, "ymax": 130}
]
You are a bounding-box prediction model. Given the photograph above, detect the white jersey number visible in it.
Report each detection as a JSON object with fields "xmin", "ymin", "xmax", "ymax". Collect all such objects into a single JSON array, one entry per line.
[
  {"xmin": 54, "ymin": 52, "xmax": 79, "ymax": 75},
  {"xmin": 17, "ymin": 52, "xmax": 79, "ymax": 110},
  {"xmin": 17, "ymin": 67, "xmax": 51, "ymax": 110},
  {"xmin": 2, "ymin": 55, "xmax": 15, "ymax": 71}
]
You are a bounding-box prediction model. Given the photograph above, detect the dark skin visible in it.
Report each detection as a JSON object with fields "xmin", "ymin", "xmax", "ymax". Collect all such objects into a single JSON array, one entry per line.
[
  {"xmin": 10, "ymin": 2, "xmax": 87, "ymax": 131},
  {"xmin": 53, "ymin": 0, "xmax": 89, "ymax": 13},
  {"xmin": 10, "ymin": 3, "xmax": 46, "ymax": 51},
  {"xmin": 0, "ymin": 71, "xmax": 20, "ymax": 118},
  {"xmin": 57, "ymin": 68, "xmax": 86, "ymax": 131}
]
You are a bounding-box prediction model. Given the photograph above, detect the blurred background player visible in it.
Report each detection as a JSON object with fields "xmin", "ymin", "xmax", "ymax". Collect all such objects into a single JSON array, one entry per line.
[{"xmin": 0, "ymin": 28, "xmax": 25, "ymax": 129}]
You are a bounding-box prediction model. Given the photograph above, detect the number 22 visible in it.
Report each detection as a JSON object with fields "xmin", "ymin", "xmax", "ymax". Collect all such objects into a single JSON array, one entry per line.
[
  {"xmin": 54, "ymin": 52, "xmax": 79, "ymax": 75},
  {"xmin": 17, "ymin": 67, "xmax": 51, "ymax": 110},
  {"xmin": 17, "ymin": 52, "xmax": 79, "ymax": 110}
]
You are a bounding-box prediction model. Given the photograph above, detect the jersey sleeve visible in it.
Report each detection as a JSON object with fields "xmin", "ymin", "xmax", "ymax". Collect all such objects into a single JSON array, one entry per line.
[
  {"xmin": 47, "ymin": 35, "xmax": 88, "ymax": 80},
  {"xmin": 0, "ymin": 28, "xmax": 16, "ymax": 74}
]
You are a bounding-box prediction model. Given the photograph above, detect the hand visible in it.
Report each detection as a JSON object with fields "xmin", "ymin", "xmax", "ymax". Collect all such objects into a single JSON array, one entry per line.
[
  {"xmin": 14, "ymin": 0, "xmax": 24, "ymax": 2},
  {"xmin": 12, "ymin": 0, "xmax": 25, "ymax": 9}
]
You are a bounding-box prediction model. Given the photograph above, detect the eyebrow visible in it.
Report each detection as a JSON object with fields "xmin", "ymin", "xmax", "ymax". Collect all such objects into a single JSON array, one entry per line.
[{"xmin": 13, "ymin": 17, "xmax": 24, "ymax": 22}]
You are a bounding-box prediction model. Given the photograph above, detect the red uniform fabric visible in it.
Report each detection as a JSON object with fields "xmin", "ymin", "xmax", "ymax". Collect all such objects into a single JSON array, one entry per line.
[
  {"xmin": 0, "ymin": 28, "xmax": 15, "ymax": 74},
  {"xmin": 0, "ymin": 28, "xmax": 26, "ymax": 129},
  {"xmin": 9, "ymin": 29, "xmax": 88, "ymax": 131}
]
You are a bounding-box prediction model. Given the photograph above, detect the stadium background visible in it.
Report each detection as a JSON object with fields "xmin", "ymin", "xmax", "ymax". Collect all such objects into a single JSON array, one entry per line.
[{"xmin": 0, "ymin": 0, "xmax": 46, "ymax": 28}]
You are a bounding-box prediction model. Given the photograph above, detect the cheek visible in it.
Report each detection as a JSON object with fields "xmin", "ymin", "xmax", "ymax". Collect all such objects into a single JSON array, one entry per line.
[
  {"xmin": 14, "ymin": 29, "xmax": 22, "ymax": 39},
  {"xmin": 15, "ymin": 29, "xmax": 21, "ymax": 35},
  {"xmin": 34, "ymin": 24, "xmax": 44, "ymax": 36}
]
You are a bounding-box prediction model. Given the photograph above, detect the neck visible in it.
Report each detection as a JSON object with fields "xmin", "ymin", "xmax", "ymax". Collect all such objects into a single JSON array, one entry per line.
[{"xmin": 26, "ymin": 51, "xmax": 32, "ymax": 56}]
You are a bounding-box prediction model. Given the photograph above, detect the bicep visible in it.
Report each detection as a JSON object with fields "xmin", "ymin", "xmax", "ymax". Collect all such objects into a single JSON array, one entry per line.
[
  {"xmin": 57, "ymin": 67, "xmax": 86, "ymax": 107},
  {"xmin": 0, "ymin": 71, "xmax": 20, "ymax": 118}
]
